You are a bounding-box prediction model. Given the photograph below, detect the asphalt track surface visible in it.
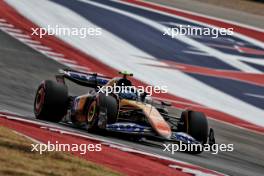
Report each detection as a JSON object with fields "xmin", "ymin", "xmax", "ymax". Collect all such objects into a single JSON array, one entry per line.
[{"xmin": 1, "ymin": 29, "xmax": 264, "ymax": 176}]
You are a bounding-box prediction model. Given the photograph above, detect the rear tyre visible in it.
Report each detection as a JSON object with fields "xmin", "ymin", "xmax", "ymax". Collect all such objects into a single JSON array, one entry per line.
[{"xmin": 34, "ymin": 80, "xmax": 68, "ymax": 122}]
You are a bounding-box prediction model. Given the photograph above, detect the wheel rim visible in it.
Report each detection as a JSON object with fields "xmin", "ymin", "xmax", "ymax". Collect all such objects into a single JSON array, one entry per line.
[
  {"xmin": 35, "ymin": 87, "xmax": 45, "ymax": 114},
  {"xmin": 87, "ymin": 101, "xmax": 97, "ymax": 122}
]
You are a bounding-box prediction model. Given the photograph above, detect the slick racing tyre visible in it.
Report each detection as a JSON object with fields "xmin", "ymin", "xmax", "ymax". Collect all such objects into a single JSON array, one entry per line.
[
  {"xmin": 87, "ymin": 94, "xmax": 118, "ymax": 131},
  {"xmin": 188, "ymin": 111, "xmax": 208, "ymax": 144},
  {"xmin": 34, "ymin": 80, "xmax": 68, "ymax": 122},
  {"xmin": 86, "ymin": 97, "xmax": 99, "ymax": 131},
  {"xmin": 180, "ymin": 110, "xmax": 208, "ymax": 154},
  {"xmin": 99, "ymin": 94, "xmax": 118, "ymax": 124}
]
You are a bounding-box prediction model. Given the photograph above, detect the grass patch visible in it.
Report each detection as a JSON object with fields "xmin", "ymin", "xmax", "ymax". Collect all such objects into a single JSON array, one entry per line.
[{"xmin": 0, "ymin": 126, "xmax": 123, "ymax": 176}]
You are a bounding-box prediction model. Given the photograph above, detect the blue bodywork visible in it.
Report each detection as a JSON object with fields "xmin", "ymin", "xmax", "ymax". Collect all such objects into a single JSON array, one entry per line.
[
  {"xmin": 106, "ymin": 122, "xmax": 200, "ymax": 144},
  {"xmin": 67, "ymin": 71, "xmax": 109, "ymax": 85},
  {"xmin": 106, "ymin": 122, "xmax": 152, "ymax": 133},
  {"xmin": 171, "ymin": 132, "xmax": 200, "ymax": 144}
]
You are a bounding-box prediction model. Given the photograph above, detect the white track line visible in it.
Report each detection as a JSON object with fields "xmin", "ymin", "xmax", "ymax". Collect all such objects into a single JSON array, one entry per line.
[
  {"xmin": 169, "ymin": 165, "xmax": 220, "ymax": 176},
  {"xmin": 0, "ymin": 22, "xmax": 14, "ymax": 27},
  {"xmin": 18, "ymin": 38, "xmax": 41, "ymax": 44},
  {"xmin": 0, "ymin": 27, "xmax": 22, "ymax": 33},
  {"xmin": 8, "ymin": 32, "xmax": 31, "ymax": 38},
  {"xmin": 27, "ymin": 43, "xmax": 52, "ymax": 50},
  {"xmin": 51, "ymin": 56, "xmax": 77, "ymax": 64},
  {"xmin": 244, "ymin": 93, "xmax": 264, "ymax": 99},
  {"xmin": 40, "ymin": 50, "xmax": 64, "ymax": 57},
  {"xmin": 183, "ymin": 50, "xmax": 212, "ymax": 56},
  {"xmin": 0, "ymin": 18, "xmax": 7, "ymax": 22},
  {"xmin": 13, "ymin": 130, "xmax": 44, "ymax": 144}
]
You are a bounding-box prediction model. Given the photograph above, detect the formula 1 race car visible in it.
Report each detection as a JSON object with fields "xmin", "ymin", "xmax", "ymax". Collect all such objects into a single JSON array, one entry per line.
[{"xmin": 34, "ymin": 69, "xmax": 215, "ymax": 154}]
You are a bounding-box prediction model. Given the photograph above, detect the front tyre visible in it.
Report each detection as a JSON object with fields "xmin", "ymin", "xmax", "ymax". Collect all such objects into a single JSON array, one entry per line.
[
  {"xmin": 34, "ymin": 80, "xmax": 68, "ymax": 122},
  {"xmin": 180, "ymin": 110, "xmax": 208, "ymax": 154},
  {"xmin": 86, "ymin": 98, "xmax": 99, "ymax": 131},
  {"xmin": 188, "ymin": 111, "xmax": 208, "ymax": 144},
  {"xmin": 87, "ymin": 94, "xmax": 118, "ymax": 131}
]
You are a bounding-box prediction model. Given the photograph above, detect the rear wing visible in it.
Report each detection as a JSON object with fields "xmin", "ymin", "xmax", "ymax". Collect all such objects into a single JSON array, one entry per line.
[{"xmin": 56, "ymin": 69, "xmax": 111, "ymax": 88}]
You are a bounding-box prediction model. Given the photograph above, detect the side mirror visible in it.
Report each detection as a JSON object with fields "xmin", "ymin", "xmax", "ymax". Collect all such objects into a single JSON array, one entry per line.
[{"xmin": 140, "ymin": 92, "xmax": 148, "ymax": 101}]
